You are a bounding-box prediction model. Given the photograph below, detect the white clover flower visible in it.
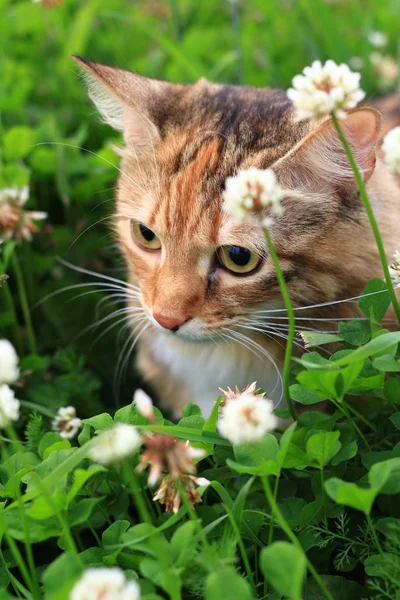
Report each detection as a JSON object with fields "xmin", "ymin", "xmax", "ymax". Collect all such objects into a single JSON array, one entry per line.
[
  {"xmin": 89, "ymin": 423, "xmax": 141, "ymax": 465},
  {"xmin": 218, "ymin": 383, "xmax": 277, "ymax": 445},
  {"xmin": 52, "ymin": 406, "xmax": 82, "ymax": 439},
  {"xmin": 70, "ymin": 567, "xmax": 141, "ymax": 600},
  {"xmin": 153, "ymin": 473, "xmax": 210, "ymax": 514},
  {"xmin": 133, "ymin": 389, "xmax": 155, "ymax": 422},
  {"xmin": 349, "ymin": 56, "xmax": 364, "ymax": 70},
  {"xmin": 223, "ymin": 167, "xmax": 284, "ymax": 226},
  {"xmin": 389, "ymin": 250, "xmax": 400, "ymax": 287},
  {"xmin": 0, "ymin": 186, "xmax": 47, "ymax": 244},
  {"xmin": 370, "ymin": 52, "xmax": 398, "ymax": 89},
  {"xmin": 287, "ymin": 59, "xmax": 365, "ymax": 120},
  {"xmin": 0, "ymin": 384, "xmax": 20, "ymax": 429},
  {"xmin": 0, "ymin": 339, "xmax": 19, "ymax": 384},
  {"xmin": 368, "ymin": 31, "xmax": 388, "ymax": 49},
  {"xmin": 382, "ymin": 127, "xmax": 400, "ymax": 174}
]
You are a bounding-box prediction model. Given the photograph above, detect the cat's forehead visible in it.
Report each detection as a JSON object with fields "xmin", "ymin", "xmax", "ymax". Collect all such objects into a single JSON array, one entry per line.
[{"xmin": 117, "ymin": 84, "xmax": 311, "ymax": 244}]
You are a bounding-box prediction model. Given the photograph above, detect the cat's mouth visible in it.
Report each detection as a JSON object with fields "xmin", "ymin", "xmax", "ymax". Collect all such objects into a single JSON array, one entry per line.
[{"xmin": 148, "ymin": 313, "xmax": 223, "ymax": 342}]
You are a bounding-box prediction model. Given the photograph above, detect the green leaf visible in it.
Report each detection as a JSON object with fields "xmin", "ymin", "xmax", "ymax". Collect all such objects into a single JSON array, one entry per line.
[
  {"xmin": 205, "ymin": 567, "xmax": 253, "ymax": 600},
  {"xmin": 376, "ymin": 517, "xmax": 400, "ymax": 540},
  {"xmin": 278, "ymin": 497, "xmax": 307, "ymax": 529},
  {"xmin": 43, "ymin": 440, "xmax": 71, "ymax": 459},
  {"xmin": 339, "ymin": 320, "xmax": 371, "ymax": 346},
  {"xmin": 181, "ymin": 403, "xmax": 202, "ymax": 417},
  {"xmin": 372, "ymin": 354, "xmax": 400, "ymax": 372},
  {"xmin": 66, "ymin": 464, "xmax": 106, "ymax": 505},
  {"xmin": 4, "ymin": 126, "xmax": 36, "ymax": 160},
  {"xmin": 306, "ymin": 431, "xmax": 341, "ymax": 468},
  {"xmin": 384, "ymin": 377, "xmax": 400, "ymax": 404},
  {"xmin": 260, "ymin": 541, "xmax": 306, "ymax": 600},
  {"xmin": 298, "ymin": 369, "xmax": 338, "ymax": 400},
  {"xmin": 228, "ymin": 436, "xmax": 279, "ymax": 476},
  {"xmin": 324, "ymin": 478, "xmax": 377, "ymax": 514},
  {"xmin": 297, "ymin": 332, "xmax": 400, "ymax": 370},
  {"xmin": 290, "ymin": 384, "xmax": 322, "ymax": 405},
  {"xmin": 358, "ymin": 278, "xmax": 390, "ymax": 323},
  {"xmin": 38, "ymin": 432, "xmax": 65, "ymax": 458},
  {"xmin": 299, "ymin": 331, "xmax": 342, "ymax": 348},
  {"xmin": 170, "ymin": 521, "xmax": 196, "ymax": 566},
  {"xmin": 82, "ymin": 413, "xmax": 114, "ymax": 431},
  {"xmin": 331, "ymin": 440, "xmax": 357, "ymax": 466},
  {"xmin": 303, "ymin": 575, "xmax": 362, "ymax": 599},
  {"xmin": 364, "ymin": 552, "xmax": 400, "ymax": 580},
  {"xmin": 102, "ymin": 520, "xmax": 130, "ymax": 551},
  {"xmin": 26, "ymin": 488, "xmax": 66, "ymax": 520},
  {"xmin": 390, "ymin": 413, "xmax": 400, "ymax": 430},
  {"xmin": 369, "ymin": 458, "xmax": 400, "ymax": 494},
  {"xmin": 68, "ymin": 497, "xmax": 104, "ymax": 527},
  {"xmin": 42, "ymin": 551, "xmax": 83, "ymax": 600}
]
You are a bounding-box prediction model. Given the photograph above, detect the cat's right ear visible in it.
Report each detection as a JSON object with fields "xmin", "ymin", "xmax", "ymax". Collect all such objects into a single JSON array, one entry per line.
[{"xmin": 73, "ymin": 56, "xmax": 180, "ymax": 155}]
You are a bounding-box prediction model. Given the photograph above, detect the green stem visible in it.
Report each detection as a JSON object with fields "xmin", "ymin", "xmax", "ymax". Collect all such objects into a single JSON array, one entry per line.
[
  {"xmin": 2, "ymin": 530, "xmax": 34, "ymax": 594},
  {"xmin": 2, "ymin": 279, "xmax": 23, "ymax": 355},
  {"xmin": 332, "ymin": 114, "xmax": 400, "ymax": 324},
  {"xmin": 366, "ymin": 514, "xmax": 384, "ymax": 556},
  {"xmin": 11, "ymin": 253, "xmax": 37, "ymax": 355},
  {"xmin": 338, "ymin": 400, "xmax": 371, "ymax": 451},
  {"xmin": 320, "ymin": 468, "xmax": 328, "ymax": 517},
  {"xmin": 3, "ymin": 429, "xmax": 41, "ymax": 599},
  {"xmin": 268, "ymin": 475, "xmax": 280, "ymax": 545},
  {"xmin": 264, "ymin": 229, "xmax": 297, "ymax": 421},
  {"xmin": 177, "ymin": 482, "xmax": 214, "ymax": 565},
  {"xmin": 343, "ymin": 400, "xmax": 376, "ymax": 432},
  {"xmin": 122, "ymin": 464, "xmax": 153, "ymax": 525},
  {"xmin": 261, "ymin": 476, "xmax": 334, "ymax": 600}
]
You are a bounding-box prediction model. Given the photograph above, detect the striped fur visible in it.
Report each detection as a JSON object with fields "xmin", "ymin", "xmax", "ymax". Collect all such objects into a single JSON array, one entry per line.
[{"xmin": 76, "ymin": 58, "xmax": 400, "ymax": 416}]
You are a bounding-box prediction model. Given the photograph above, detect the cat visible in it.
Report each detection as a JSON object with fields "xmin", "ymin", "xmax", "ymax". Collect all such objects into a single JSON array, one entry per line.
[{"xmin": 75, "ymin": 56, "xmax": 400, "ymax": 418}]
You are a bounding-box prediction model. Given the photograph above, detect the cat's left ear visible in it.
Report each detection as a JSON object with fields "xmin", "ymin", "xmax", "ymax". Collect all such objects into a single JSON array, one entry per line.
[
  {"xmin": 73, "ymin": 56, "xmax": 182, "ymax": 154},
  {"xmin": 274, "ymin": 108, "xmax": 381, "ymax": 195}
]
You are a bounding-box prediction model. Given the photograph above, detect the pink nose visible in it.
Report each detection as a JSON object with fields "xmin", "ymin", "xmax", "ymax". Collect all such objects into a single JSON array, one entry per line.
[{"xmin": 153, "ymin": 313, "xmax": 187, "ymax": 331}]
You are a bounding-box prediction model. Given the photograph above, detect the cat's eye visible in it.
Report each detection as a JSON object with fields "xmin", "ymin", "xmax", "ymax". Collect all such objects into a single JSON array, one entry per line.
[
  {"xmin": 216, "ymin": 245, "xmax": 262, "ymax": 274},
  {"xmin": 131, "ymin": 221, "xmax": 161, "ymax": 250}
]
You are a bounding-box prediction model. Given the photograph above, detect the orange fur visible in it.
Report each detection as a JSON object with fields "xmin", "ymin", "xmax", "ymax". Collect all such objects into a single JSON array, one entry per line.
[{"xmin": 76, "ymin": 58, "xmax": 400, "ymax": 416}]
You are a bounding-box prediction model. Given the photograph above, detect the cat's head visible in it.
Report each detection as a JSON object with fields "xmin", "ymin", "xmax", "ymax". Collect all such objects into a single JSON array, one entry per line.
[{"xmin": 76, "ymin": 57, "xmax": 381, "ymax": 341}]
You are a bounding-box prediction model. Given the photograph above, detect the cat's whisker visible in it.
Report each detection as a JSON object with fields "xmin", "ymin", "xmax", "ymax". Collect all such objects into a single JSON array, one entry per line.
[
  {"xmin": 34, "ymin": 281, "xmax": 139, "ymax": 310},
  {"xmin": 90, "ymin": 313, "xmax": 145, "ymax": 351},
  {"xmin": 34, "ymin": 142, "xmax": 150, "ymax": 196},
  {"xmin": 250, "ymin": 286, "xmax": 391, "ymax": 315},
  {"xmin": 222, "ymin": 328, "xmax": 284, "ymax": 403},
  {"xmin": 62, "ymin": 289, "xmax": 138, "ymax": 310},
  {"xmin": 57, "ymin": 257, "xmax": 140, "ymax": 291},
  {"xmin": 238, "ymin": 323, "xmax": 305, "ymax": 350},
  {"xmin": 67, "ymin": 212, "xmax": 127, "ymax": 250},
  {"xmin": 113, "ymin": 321, "xmax": 150, "ymax": 404},
  {"xmin": 72, "ymin": 305, "xmax": 144, "ymax": 343}
]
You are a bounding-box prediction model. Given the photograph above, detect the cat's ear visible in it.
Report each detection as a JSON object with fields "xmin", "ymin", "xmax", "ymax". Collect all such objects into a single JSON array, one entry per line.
[
  {"xmin": 73, "ymin": 56, "xmax": 180, "ymax": 154},
  {"xmin": 274, "ymin": 108, "xmax": 381, "ymax": 195}
]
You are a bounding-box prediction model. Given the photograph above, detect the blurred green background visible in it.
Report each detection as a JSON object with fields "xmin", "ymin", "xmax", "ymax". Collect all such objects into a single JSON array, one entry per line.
[{"xmin": 1, "ymin": 0, "xmax": 399, "ymax": 414}]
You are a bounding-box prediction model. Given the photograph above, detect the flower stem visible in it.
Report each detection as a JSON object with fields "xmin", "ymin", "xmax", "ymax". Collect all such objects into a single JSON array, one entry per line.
[
  {"xmin": 264, "ymin": 228, "xmax": 297, "ymax": 421},
  {"xmin": 2, "ymin": 279, "xmax": 23, "ymax": 356},
  {"xmin": 123, "ymin": 464, "xmax": 155, "ymax": 526},
  {"xmin": 261, "ymin": 475, "xmax": 334, "ymax": 600},
  {"xmin": 366, "ymin": 514, "xmax": 384, "ymax": 556},
  {"xmin": 332, "ymin": 113, "xmax": 400, "ymax": 323},
  {"xmin": 11, "ymin": 252, "xmax": 37, "ymax": 355},
  {"xmin": 268, "ymin": 475, "xmax": 280, "ymax": 545}
]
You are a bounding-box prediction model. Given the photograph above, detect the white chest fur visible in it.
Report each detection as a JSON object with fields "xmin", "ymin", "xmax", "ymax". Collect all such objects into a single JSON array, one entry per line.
[{"xmin": 148, "ymin": 331, "xmax": 284, "ymax": 417}]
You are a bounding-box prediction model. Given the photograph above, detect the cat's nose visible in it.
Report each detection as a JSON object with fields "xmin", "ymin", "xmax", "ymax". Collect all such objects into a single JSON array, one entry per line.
[{"xmin": 152, "ymin": 312, "xmax": 188, "ymax": 331}]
